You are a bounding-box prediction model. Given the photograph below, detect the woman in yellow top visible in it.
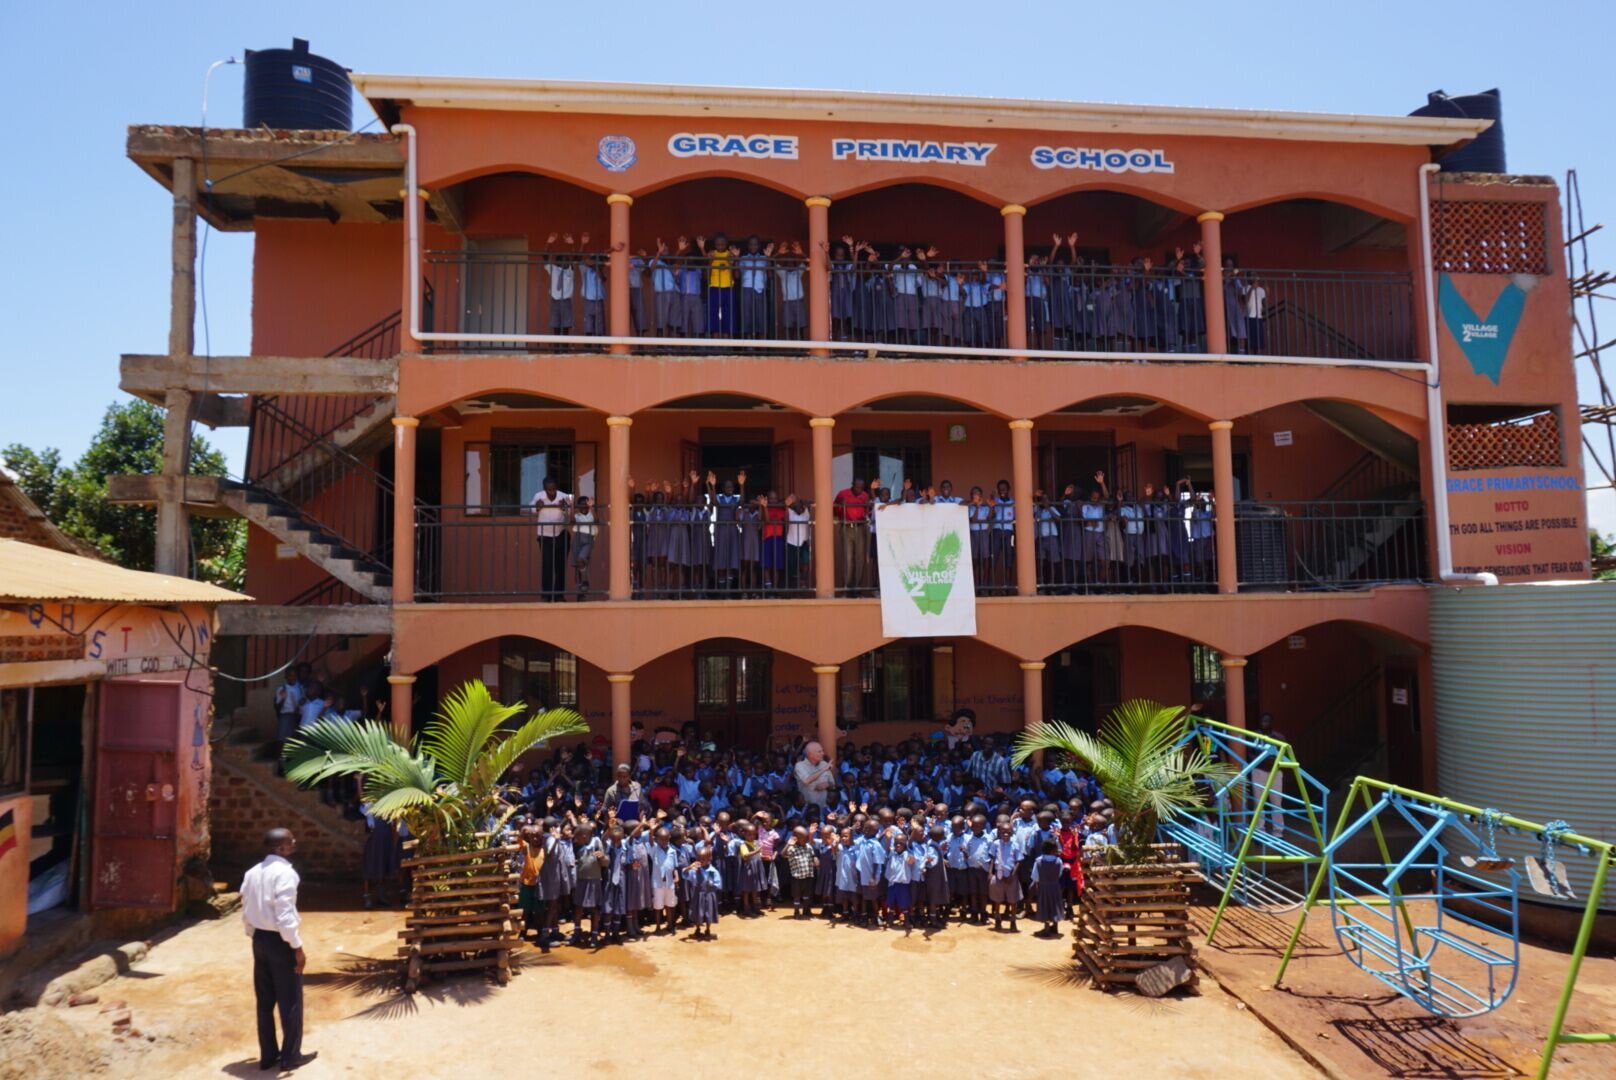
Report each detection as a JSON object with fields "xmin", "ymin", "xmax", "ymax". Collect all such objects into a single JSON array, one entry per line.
[{"xmin": 696, "ymin": 233, "xmax": 736, "ymax": 337}]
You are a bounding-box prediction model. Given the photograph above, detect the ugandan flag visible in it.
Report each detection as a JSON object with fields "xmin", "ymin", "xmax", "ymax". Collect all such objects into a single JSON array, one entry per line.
[{"xmin": 0, "ymin": 808, "xmax": 15, "ymax": 862}]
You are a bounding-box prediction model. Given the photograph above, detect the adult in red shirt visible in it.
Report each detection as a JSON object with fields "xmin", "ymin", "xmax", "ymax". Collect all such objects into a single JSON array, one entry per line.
[
  {"xmin": 834, "ymin": 478, "xmax": 872, "ymax": 592},
  {"xmin": 645, "ymin": 772, "xmax": 679, "ymax": 814}
]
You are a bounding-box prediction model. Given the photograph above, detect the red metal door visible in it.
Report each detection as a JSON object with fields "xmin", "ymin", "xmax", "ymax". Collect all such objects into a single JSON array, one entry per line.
[{"xmin": 91, "ymin": 681, "xmax": 181, "ymax": 909}]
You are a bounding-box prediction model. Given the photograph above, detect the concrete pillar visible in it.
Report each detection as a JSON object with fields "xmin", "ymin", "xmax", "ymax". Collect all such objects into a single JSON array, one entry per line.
[
  {"xmin": 1002, "ymin": 204, "xmax": 1028, "ymax": 357},
  {"xmin": 607, "ymin": 193, "xmax": 633, "ymax": 353},
  {"xmin": 1209, "ymin": 419, "xmax": 1238, "ymax": 594},
  {"xmin": 806, "ymin": 196, "xmax": 831, "ymax": 355},
  {"xmin": 170, "ymin": 157, "xmax": 196, "ymax": 357},
  {"xmin": 387, "ymin": 673, "xmax": 416, "ymax": 744},
  {"xmin": 811, "ymin": 417, "xmax": 836, "ymax": 598},
  {"xmin": 608, "ymin": 673, "xmax": 635, "ymax": 767},
  {"xmin": 813, "ymin": 664, "xmax": 840, "ymax": 761},
  {"xmin": 154, "ymin": 388, "xmax": 194, "ymax": 576},
  {"xmin": 1220, "ymin": 656, "xmax": 1248, "ymax": 729},
  {"xmin": 392, "ymin": 417, "xmax": 419, "ymax": 603},
  {"xmin": 607, "ymin": 416, "xmax": 632, "ymax": 599},
  {"xmin": 1009, "ymin": 419, "xmax": 1037, "ymax": 596},
  {"xmin": 1198, "ymin": 211, "xmax": 1227, "ymax": 355},
  {"xmin": 1020, "ymin": 660, "xmax": 1046, "ymax": 766}
]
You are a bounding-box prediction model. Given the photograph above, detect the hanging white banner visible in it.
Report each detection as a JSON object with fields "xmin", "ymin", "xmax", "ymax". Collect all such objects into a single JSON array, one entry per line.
[{"xmin": 876, "ymin": 504, "xmax": 977, "ymax": 638}]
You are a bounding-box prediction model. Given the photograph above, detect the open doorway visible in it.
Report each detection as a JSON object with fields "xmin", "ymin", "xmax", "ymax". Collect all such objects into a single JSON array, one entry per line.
[
  {"xmin": 14, "ymin": 685, "xmax": 87, "ymax": 916},
  {"xmin": 1047, "ymin": 638, "xmax": 1120, "ymax": 733}
]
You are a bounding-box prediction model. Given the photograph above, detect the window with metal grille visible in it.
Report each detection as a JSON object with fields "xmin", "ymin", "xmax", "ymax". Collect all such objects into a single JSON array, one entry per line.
[
  {"xmin": 857, "ymin": 643, "xmax": 935, "ymax": 724},
  {"xmin": 1432, "ymin": 200, "xmax": 1549, "ymax": 276},
  {"xmin": 1446, "ymin": 404, "xmax": 1563, "ymax": 470},
  {"xmin": 498, "ymin": 638, "xmax": 578, "ymax": 710},
  {"xmin": 485, "ymin": 429, "xmax": 576, "ymax": 513},
  {"xmin": 1190, "ymin": 645, "xmax": 1224, "ymax": 702}
]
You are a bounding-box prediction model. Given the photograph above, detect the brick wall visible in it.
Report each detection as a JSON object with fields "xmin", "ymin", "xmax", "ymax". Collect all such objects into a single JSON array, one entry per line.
[{"xmin": 209, "ymin": 749, "xmax": 366, "ymax": 881}]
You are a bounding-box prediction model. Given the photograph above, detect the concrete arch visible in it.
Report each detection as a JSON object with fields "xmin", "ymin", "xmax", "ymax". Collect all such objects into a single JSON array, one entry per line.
[
  {"xmin": 434, "ymin": 162, "xmax": 610, "ymax": 197},
  {"xmin": 628, "ymin": 170, "xmax": 808, "ymax": 202},
  {"xmin": 1038, "ymin": 390, "xmax": 1208, "ymax": 424},
  {"xmin": 1221, "ymin": 190, "xmax": 1415, "ymax": 227},
  {"xmin": 1241, "ymin": 608, "xmax": 1429, "ymax": 658},
  {"xmin": 836, "ymin": 389, "xmax": 1010, "ymax": 419},
  {"xmin": 826, "ymin": 176, "xmax": 1007, "ymax": 209},
  {"xmin": 1022, "ymin": 182, "xmax": 1204, "ymax": 217}
]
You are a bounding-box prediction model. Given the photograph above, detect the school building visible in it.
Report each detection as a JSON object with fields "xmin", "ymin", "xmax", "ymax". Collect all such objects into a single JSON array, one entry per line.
[{"xmin": 113, "ymin": 75, "xmax": 1587, "ymax": 820}]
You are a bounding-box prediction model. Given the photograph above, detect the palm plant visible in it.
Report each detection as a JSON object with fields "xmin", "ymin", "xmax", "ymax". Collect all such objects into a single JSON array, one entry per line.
[
  {"xmin": 1013, "ymin": 699, "xmax": 1232, "ymax": 864},
  {"xmin": 283, "ymin": 680, "xmax": 588, "ymax": 856}
]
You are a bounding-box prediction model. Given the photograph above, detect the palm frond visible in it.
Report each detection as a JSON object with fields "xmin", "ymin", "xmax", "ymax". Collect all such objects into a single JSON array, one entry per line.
[
  {"xmin": 468, "ymin": 707, "xmax": 591, "ymax": 793},
  {"xmin": 419, "ymin": 681, "xmax": 525, "ymax": 785},
  {"xmin": 365, "ymin": 786, "xmax": 437, "ymax": 821}
]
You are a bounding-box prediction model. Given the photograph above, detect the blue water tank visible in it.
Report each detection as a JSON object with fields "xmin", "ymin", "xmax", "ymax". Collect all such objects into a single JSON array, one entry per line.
[
  {"xmin": 243, "ymin": 38, "xmax": 351, "ymax": 131},
  {"xmin": 1410, "ymin": 89, "xmax": 1505, "ymax": 174}
]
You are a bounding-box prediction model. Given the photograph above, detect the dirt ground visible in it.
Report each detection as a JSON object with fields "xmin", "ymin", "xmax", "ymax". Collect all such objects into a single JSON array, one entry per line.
[
  {"xmin": 5, "ymin": 888, "xmax": 1314, "ymax": 1080},
  {"xmin": 1190, "ymin": 897, "xmax": 1616, "ymax": 1078}
]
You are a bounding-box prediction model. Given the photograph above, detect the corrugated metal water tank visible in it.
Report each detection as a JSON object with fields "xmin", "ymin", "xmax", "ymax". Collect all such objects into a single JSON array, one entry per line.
[{"xmin": 1432, "ymin": 581, "xmax": 1616, "ymax": 910}]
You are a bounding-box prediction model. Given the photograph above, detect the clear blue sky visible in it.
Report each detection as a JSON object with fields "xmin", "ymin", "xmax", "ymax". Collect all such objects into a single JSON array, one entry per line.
[{"xmin": 3, "ymin": 1, "xmax": 1614, "ymax": 533}]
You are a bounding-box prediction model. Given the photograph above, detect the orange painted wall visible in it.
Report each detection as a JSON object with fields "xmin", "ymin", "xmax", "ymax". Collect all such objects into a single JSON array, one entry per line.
[
  {"xmin": 407, "ymin": 107, "xmax": 1428, "ymax": 224},
  {"xmin": 1435, "ymin": 184, "xmax": 1588, "ymax": 581},
  {"xmin": 251, "ymin": 221, "xmax": 405, "ymax": 355}
]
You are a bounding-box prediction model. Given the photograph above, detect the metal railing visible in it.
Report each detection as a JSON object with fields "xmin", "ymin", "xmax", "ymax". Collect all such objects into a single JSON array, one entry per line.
[
  {"xmin": 415, "ymin": 504, "xmax": 608, "ymax": 602},
  {"xmin": 1239, "ymin": 269, "xmax": 1414, "ymax": 361},
  {"xmin": 1236, "ymin": 500, "xmax": 1427, "ymax": 590},
  {"xmin": 830, "ymin": 258, "xmax": 1008, "ymax": 348},
  {"xmin": 417, "ymin": 251, "xmax": 1415, "ymax": 363},
  {"xmin": 244, "ymin": 398, "xmax": 395, "ymax": 567},
  {"xmin": 1032, "ymin": 503, "xmax": 1219, "ymax": 594}
]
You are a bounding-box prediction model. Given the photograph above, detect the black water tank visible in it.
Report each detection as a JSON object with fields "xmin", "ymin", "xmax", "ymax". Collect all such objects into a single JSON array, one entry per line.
[
  {"xmin": 1410, "ymin": 89, "xmax": 1504, "ymax": 173},
  {"xmin": 243, "ymin": 38, "xmax": 351, "ymax": 131}
]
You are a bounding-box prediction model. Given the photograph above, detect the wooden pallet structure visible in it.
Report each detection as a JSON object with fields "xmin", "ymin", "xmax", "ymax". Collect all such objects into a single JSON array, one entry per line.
[
  {"xmin": 1074, "ymin": 851, "xmax": 1200, "ymax": 995},
  {"xmin": 398, "ymin": 843, "xmax": 520, "ymax": 993}
]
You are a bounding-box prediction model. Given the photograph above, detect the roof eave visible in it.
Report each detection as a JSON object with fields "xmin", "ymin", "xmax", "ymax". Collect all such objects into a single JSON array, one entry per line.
[{"xmin": 351, "ymin": 73, "xmax": 1492, "ymax": 148}]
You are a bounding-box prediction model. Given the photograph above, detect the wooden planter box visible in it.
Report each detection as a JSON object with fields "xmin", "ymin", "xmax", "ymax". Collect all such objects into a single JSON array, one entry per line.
[
  {"xmin": 398, "ymin": 843, "xmax": 520, "ymax": 993},
  {"xmin": 1074, "ymin": 852, "xmax": 1200, "ymax": 995}
]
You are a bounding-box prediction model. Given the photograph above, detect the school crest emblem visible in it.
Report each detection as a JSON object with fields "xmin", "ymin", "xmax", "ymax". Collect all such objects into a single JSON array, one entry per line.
[{"xmin": 597, "ymin": 135, "xmax": 637, "ymax": 173}]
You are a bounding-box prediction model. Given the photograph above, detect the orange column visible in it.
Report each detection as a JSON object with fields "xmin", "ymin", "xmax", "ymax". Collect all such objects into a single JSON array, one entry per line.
[
  {"xmin": 391, "ymin": 417, "xmax": 419, "ymax": 603},
  {"xmin": 811, "ymin": 417, "xmax": 836, "ymax": 598},
  {"xmin": 1209, "ymin": 419, "xmax": 1238, "ymax": 594},
  {"xmin": 1021, "ymin": 660, "xmax": 1046, "ymax": 767},
  {"xmin": 1220, "ymin": 656, "xmax": 1247, "ymax": 729},
  {"xmin": 813, "ymin": 664, "xmax": 840, "ymax": 761},
  {"xmin": 1198, "ymin": 211, "xmax": 1227, "ymax": 354},
  {"xmin": 387, "ymin": 673, "xmax": 415, "ymax": 744},
  {"xmin": 1002, "ymin": 204, "xmax": 1028, "ymax": 357},
  {"xmin": 1010, "ymin": 419, "xmax": 1037, "ymax": 596},
  {"xmin": 606, "ymin": 416, "xmax": 632, "ymax": 599},
  {"xmin": 806, "ymin": 196, "xmax": 831, "ymax": 356},
  {"xmin": 608, "ymin": 673, "xmax": 634, "ymax": 767},
  {"xmin": 607, "ymin": 194, "xmax": 632, "ymax": 353}
]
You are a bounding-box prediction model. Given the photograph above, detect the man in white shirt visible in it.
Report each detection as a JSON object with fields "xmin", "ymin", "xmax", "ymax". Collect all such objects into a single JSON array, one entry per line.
[
  {"xmin": 241, "ymin": 828, "xmax": 311, "ymax": 1071},
  {"xmin": 528, "ymin": 475, "xmax": 573, "ymax": 602},
  {"xmin": 793, "ymin": 741, "xmax": 835, "ymax": 808}
]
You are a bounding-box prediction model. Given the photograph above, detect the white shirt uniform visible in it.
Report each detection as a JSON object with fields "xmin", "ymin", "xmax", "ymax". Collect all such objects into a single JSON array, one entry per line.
[
  {"xmin": 530, "ymin": 489, "xmax": 572, "ymax": 539},
  {"xmin": 241, "ymin": 853, "xmax": 303, "ymax": 949}
]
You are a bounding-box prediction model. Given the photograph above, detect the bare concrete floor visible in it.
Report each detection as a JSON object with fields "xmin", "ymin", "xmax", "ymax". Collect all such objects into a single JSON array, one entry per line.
[{"xmin": 10, "ymin": 896, "xmax": 1315, "ymax": 1079}]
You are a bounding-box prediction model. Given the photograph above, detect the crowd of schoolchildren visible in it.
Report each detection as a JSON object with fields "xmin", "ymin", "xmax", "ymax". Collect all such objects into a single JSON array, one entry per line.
[
  {"xmin": 523, "ymin": 467, "xmax": 1219, "ymax": 601},
  {"xmin": 503, "ymin": 723, "xmax": 1117, "ymax": 947},
  {"xmin": 534, "ymin": 229, "xmax": 1269, "ymax": 353}
]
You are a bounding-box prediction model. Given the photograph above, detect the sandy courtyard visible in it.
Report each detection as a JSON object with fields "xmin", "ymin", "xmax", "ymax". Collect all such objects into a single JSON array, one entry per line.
[{"xmin": 6, "ymin": 894, "xmax": 1315, "ymax": 1079}]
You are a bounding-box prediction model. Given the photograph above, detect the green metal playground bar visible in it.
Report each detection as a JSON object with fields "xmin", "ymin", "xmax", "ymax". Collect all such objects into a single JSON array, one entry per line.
[{"xmin": 1271, "ymin": 776, "xmax": 1613, "ymax": 1080}]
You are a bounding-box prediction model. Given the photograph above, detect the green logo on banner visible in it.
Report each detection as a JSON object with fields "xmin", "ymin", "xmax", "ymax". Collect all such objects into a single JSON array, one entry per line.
[{"xmin": 900, "ymin": 531, "xmax": 962, "ymax": 615}]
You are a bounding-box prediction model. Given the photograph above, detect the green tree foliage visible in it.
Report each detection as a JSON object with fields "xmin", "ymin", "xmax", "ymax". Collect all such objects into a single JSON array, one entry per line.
[
  {"xmin": 1592, "ymin": 529, "xmax": 1616, "ymax": 582},
  {"xmin": 1014, "ymin": 700, "xmax": 1232, "ymax": 864},
  {"xmin": 1, "ymin": 399, "xmax": 244, "ymax": 586}
]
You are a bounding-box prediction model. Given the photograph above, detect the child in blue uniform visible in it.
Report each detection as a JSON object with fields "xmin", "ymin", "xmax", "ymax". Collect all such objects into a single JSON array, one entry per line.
[
  {"xmin": 884, "ymin": 834, "xmax": 921, "ymax": 930},
  {"xmin": 1030, "ymin": 839, "xmax": 1066, "ymax": 937},
  {"xmin": 987, "ymin": 818, "xmax": 1024, "ymax": 932},
  {"xmin": 690, "ymin": 845, "xmax": 723, "ymax": 940}
]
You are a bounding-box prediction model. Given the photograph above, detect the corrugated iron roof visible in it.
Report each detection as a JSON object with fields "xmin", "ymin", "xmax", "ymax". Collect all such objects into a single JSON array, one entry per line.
[{"xmin": 0, "ymin": 539, "xmax": 250, "ymax": 604}]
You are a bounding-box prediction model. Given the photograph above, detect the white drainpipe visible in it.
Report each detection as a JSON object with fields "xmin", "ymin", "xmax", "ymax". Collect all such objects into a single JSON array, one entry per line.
[{"xmin": 1420, "ymin": 162, "xmax": 1497, "ymax": 587}]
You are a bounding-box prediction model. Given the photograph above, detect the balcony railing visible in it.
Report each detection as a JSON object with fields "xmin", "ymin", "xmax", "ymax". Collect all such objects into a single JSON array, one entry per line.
[
  {"xmin": 418, "ymin": 249, "xmax": 1416, "ymax": 362},
  {"xmin": 411, "ymin": 498, "xmax": 1425, "ymax": 601},
  {"xmin": 1235, "ymin": 500, "xmax": 1428, "ymax": 590}
]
